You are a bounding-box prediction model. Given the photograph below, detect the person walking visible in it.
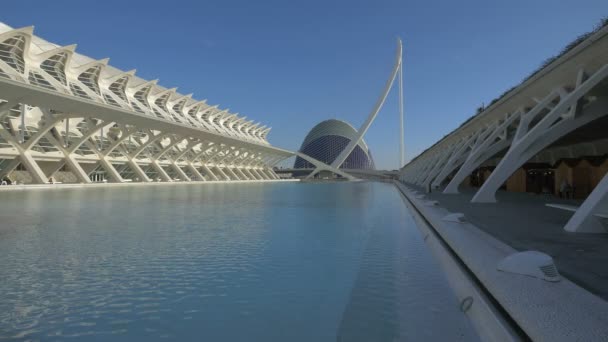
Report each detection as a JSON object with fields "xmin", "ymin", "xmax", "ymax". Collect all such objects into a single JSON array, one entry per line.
[{"xmin": 559, "ymin": 179, "xmax": 568, "ymax": 198}]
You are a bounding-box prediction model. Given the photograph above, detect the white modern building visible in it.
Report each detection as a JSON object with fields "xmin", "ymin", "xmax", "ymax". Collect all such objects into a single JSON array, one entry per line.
[
  {"xmin": 399, "ymin": 21, "xmax": 608, "ymax": 233},
  {"xmin": 0, "ymin": 22, "xmax": 294, "ymax": 184},
  {"xmin": 0, "ymin": 21, "xmax": 407, "ymax": 185},
  {"xmin": 293, "ymin": 119, "xmax": 376, "ymax": 171}
]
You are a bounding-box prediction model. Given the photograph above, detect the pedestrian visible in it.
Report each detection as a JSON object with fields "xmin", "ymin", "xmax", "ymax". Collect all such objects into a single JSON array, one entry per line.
[{"xmin": 559, "ymin": 179, "xmax": 568, "ymax": 198}]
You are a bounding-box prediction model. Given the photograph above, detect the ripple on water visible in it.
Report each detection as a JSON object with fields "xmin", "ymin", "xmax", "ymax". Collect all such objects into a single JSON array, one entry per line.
[{"xmin": 0, "ymin": 182, "xmax": 478, "ymax": 341}]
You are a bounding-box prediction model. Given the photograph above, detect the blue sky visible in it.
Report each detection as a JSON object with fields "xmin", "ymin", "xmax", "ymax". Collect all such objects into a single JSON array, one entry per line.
[{"xmin": 3, "ymin": 1, "xmax": 608, "ymax": 169}]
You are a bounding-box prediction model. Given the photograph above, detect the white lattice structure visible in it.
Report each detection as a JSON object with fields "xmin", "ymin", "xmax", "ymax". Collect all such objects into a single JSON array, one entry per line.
[
  {"xmin": 0, "ymin": 22, "xmax": 294, "ymax": 184},
  {"xmin": 399, "ymin": 24, "xmax": 608, "ymax": 233}
]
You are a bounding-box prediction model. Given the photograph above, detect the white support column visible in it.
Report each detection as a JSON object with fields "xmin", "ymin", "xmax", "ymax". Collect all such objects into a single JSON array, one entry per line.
[
  {"xmin": 64, "ymin": 154, "xmax": 92, "ymax": 183},
  {"xmin": 101, "ymin": 126, "xmax": 136, "ymax": 156},
  {"xmin": 0, "ymin": 129, "xmax": 48, "ymax": 184},
  {"xmin": 151, "ymin": 160, "xmax": 172, "ymax": 182},
  {"xmin": 39, "ymin": 160, "xmax": 66, "ymax": 180},
  {"xmin": 255, "ymin": 168, "xmax": 268, "ymax": 180},
  {"xmin": 186, "ymin": 163, "xmax": 205, "ymax": 181},
  {"xmin": 98, "ymin": 134, "xmax": 141, "ymax": 182},
  {"xmin": 66, "ymin": 120, "xmax": 107, "ymax": 154},
  {"xmin": 234, "ymin": 168, "xmax": 249, "ymax": 180},
  {"xmin": 412, "ymin": 155, "xmax": 437, "ymax": 185},
  {"xmin": 152, "ymin": 136, "xmax": 185, "ymax": 161},
  {"xmin": 171, "ymin": 163, "xmax": 190, "ymax": 181},
  {"xmin": 213, "ymin": 166, "xmax": 230, "ymax": 181},
  {"xmin": 22, "ymin": 111, "xmax": 63, "ymax": 151},
  {"xmin": 445, "ymin": 139, "xmax": 511, "ymax": 194},
  {"xmin": 245, "ymin": 168, "xmax": 260, "ymax": 180},
  {"xmin": 242, "ymin": 168, "xmax": 258, "ymax": 180},
  {"xmin": 0, "ymin": 158, "xmax": 21, "ymax": 179},
  {"xmin": 201, "ymin": 164, "xmax": 220, "ymax": 181},
  {"xmin": 432, "ymin": 134, "xmax": 478, "ymax": 189},
  {"xmin": 19, "ymin": 151, "xmax": 48, "ymax": 184},
  {"xmin": 408, "ymin": 159, "xmax": 426, "ymax": 184},
  {"xmin": 442, "ymin": 113, "xmax": 519, "ymax": 193},
  {"xmin": 98, "ymin": 157, "xmax": 124, "ymax": 183},
  {"xmin": 173, "ymin": 140, "xmax": 202, "ymax": 162},
  {"xmin": 42, "ymin": 132, "xmax": 92, "ymax": 184},
  {"xmin": 80, "ymin": 140, "xmax": 125, "ymax": 183},
  {"xmin": 0, "ymin": 101, "xmax": 17, "ymax": 121},
  {"xmin": 564, "ymin": 172, "xmax": 608, "ymax": 233},
  {"xmin": 420, "ymin": 145, "xmax": 458, "ymax": 189},
  {"xmin": 266, "ymin": 168, "xmax": 279, "ymax": 179},
  {"xmin": 225, "ymin": 167, "xmax": 241, "ymax": 180},
  {"xmin": 264, "ymin": 168, "xmax": 276, "ymax": 180},
  {"xmin": 127, "ymin": 160, "xmax": 151, "ymax": 182},
  {"xmin": 130, "ymin": 131, "xmax": 167, "ymax": 159},
  {"xmin": 213, "ymin": 149, "xmax": 241, "ymax": 180},
  {"xmin": 473, "ymin": 66, "xmax": 608, "ymax": 203},
  {"xmin": 249, "ymin": 168, "xmax": 264, "ymax": 180}
]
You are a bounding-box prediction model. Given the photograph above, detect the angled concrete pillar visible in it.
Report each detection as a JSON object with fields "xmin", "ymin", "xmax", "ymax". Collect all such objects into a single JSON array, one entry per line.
[
  {"xmin": 64, "ymin": 154, "xmax": 91, "ymax": 183},
  {"xmin": 101, "ymin": 127, "xmax": 136, "ymax": 157},
  {"xmin": 39, "ymin": 161, "xmax": 66, "ymax": 179},
  {"xmin": 431, "ymin": 134, "xmax": 478, "ymax": 189},
  {"xmin": 473, "ymin": 66, "xmax": 608, "ymax": 203},
  {"xmin": 224, "ymin": 167, "xmax": 241, "ymax": 180},
  {"xmin": 186, "ymin": 163, "xmax": 205, "ymax": 181},
  {"xmin": 564, "ymin": 172, "xmax": 608, "ymax": 233},
  {"xmin": 151, "ymin": 160, "xmax": 172, "ymax": 182},
  {"xmin": 413, "ymin": 155, "xmax": 437, "ymax": 185},
  {"xmin": 171, "ymin": 163, "xmax": 190, "ymax": 181},
  {"xmin": 420, "ymin": 145, "xmax": 458, "ymax": 189},
  {"xmin": 0, "ymin": 158, "xmax": 21, "ymax": 179},
  {"xmin": 127, "ymin": 160, "xmax": 151, "ymax": 182},
  {"xmin": 259, "ymin": 169, "xmax": 272, "ymax": 180},
  {"xmin": 266, "ymin": 168, "xmax": 279, "ymax": 179},
  {"xmin": 442, "ymin": 113, "xmax": 519, "ymax": 193},
  {"xmin": 247, "ymin": 168, "xmax": 261, "ymax": 180},
  {"xmin": 19, "ymin": 152, "xmax": 48, "ymax": 184},
  {"xmin": 99, "ymin": 157, "xmax": 124, "ymax": 183},
  {"xmin": 201, "ymin": 164, "xmax": 219, "ymax": 181},
  {"xmin": 130, "ymin": 131, "xmax": 167, "ymax": 159},
  {"xmin": 250, "ymin": 169, "xmax": 264, "ymax": 180},
  {"xmin": 234, "ymin": 168, "xmax": 249, "ymax": 180},
  {"xmin": 213, "ymin": 166, "xmax": 230, "ymax": 181},
  {"xmin": 242, "ymin": 168, "xmax": 258, "ymax": 180},
  {"xmin": 66, "ymin": 120, "xmax": 107, "ymax": 154}
]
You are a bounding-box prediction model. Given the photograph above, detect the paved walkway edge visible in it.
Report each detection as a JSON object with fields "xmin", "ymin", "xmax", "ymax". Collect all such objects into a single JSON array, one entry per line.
[
  {"xmin": 394, "ymin": 181, "xmax": 608, "ymax": 342},
  {"xmin": 393, "ymin": 181, "xmax": 522, "ymax": 341},
  {"xmin": 0, "ymin": 179, "xmax": 299, "ymax": 192}
]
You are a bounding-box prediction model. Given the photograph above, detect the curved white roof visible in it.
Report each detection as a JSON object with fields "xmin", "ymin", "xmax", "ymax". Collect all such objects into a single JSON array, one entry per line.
[{"xmin": 300, "ymin": 119, "xmax": 370, "ymax": 153}]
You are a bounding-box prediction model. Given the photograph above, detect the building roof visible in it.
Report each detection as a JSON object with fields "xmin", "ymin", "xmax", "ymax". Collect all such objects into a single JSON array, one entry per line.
[{"xmin": 299, "ymin": 119, "xmax": 370, "ymax": 153}]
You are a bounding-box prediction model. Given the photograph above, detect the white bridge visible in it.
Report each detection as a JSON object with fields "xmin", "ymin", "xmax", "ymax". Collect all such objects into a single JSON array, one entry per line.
[{"xmin": 399, "ymin": 23, "xmax": 608, "ymax": 233}]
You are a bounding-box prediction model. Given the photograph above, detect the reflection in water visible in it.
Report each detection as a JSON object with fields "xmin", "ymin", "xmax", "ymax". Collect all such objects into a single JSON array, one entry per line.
[{"xmin": 0, "ymin": 182, "xmax": 477, "ymax": 341}]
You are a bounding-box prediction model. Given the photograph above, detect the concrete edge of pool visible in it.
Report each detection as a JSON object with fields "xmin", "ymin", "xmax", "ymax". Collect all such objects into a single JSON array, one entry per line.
[
  {"xmin": 0, "ymin": 179, "xmax": 300, "ymax": 191},
  {"xmin": 393, "ymin": 183, "xmax": 521, "ymax": 341},
  {"xmin": 393, "ymin": 181, "xmax": 608, "ymax": 341}
]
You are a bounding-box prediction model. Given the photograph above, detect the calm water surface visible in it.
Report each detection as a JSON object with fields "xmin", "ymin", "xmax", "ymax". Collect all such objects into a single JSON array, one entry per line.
[{"xmin": 0, "ymin": 182, "xmax": 477, "ymax": 341}]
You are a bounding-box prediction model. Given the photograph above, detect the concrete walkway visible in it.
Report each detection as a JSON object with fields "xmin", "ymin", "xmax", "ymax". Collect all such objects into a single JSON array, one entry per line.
[{"xmin": 412, "ymin": 185, "xmax": 608, "ymax": 301}]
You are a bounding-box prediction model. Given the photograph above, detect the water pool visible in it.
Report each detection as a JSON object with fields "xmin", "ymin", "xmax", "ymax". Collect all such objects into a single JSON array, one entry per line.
[{"xmin": 0, "ymin": 181, "xmax": 477, "ymax": 341}]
